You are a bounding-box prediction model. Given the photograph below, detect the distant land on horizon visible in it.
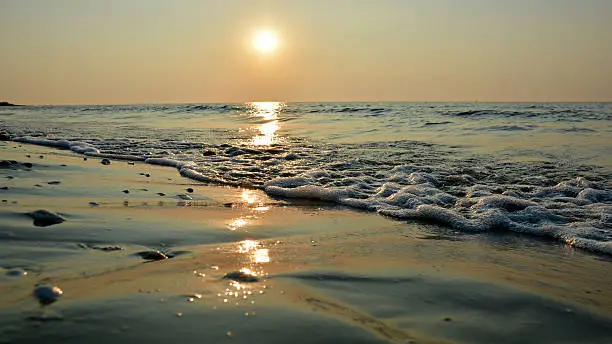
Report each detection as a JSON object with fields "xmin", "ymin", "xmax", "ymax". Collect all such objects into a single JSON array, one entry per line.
[{"xmin": 0, "ymin": 101, "xmax": 19, "ymax": 106}]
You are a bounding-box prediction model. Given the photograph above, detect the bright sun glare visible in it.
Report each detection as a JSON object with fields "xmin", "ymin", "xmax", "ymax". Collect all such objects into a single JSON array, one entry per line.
[{"xmin": 252, "ymin": 30, "xmax": 279, "ymax": 54}]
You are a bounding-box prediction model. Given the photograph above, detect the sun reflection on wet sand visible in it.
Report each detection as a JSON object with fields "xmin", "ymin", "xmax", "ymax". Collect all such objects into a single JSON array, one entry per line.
[
  {"xmin": 238, "ymin": 240, "xmax": 271, "ymax": 264},
  {"xmin": 217, "ymin": 189, "xmax": 276, "ymax": 306},
  {"xmin": 227, "ymin": 218, "xmax": 248, "ymax": 231},
  {"xmin": 241, "ymin": 190, "xmax": 258, "ymax": 204},
  {"xmin": 248, "ymin": 101, "xmax": 283, "ymax": 146},
  {"xmin": 217, "ymin": 239, "xmax": 271, "ymax": 306}
]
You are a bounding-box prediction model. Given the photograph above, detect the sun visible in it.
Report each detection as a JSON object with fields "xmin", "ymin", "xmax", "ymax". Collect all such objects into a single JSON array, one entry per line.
[{"xmin": 252, "ymin": 30, "xmax": 279, "ymax": 54}]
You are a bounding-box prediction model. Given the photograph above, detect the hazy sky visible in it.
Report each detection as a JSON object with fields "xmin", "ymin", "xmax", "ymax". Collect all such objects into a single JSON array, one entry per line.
[{"xmin": 1, "ymin": 0, "xmax": 611, "ymax": 104}]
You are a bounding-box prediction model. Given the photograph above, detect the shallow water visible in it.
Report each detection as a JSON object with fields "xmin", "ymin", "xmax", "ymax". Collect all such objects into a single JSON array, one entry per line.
[{"xmin": 1, "ymin": 102, "xmax": 612, "ymax": 254}]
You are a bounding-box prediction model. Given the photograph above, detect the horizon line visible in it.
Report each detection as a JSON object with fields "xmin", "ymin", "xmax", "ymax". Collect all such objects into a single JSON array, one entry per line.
[{"xmin": 6, "ymin": 100, "xmax": 612, "ymax": 106}]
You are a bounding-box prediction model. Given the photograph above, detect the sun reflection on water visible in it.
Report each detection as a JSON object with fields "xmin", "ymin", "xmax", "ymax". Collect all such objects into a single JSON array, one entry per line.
[{"xmin": 248, "ymin": 101, "xmax": 283, "ymax": 146}]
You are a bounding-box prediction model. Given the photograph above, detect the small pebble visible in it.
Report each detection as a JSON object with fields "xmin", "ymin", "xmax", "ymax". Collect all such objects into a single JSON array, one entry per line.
[
  {"xmin": 89, "ymin": 202, "xmax": 99, "ymax": 206},
  {"xmin": 136, "ymin": 250, "xmax": 169, "ymax": 261},
  {"xmin": 38, "ymin": 155, "xmax": 44, "ymax": 159},
  {"xmin": 145, "ymin": 173, "xmax": 151, "ymax": 177},
  {"xmin": 122, "ymin": 190, "xmax": 130, "ymax": 194},
  {"xmin": 47, "ymin": 181, "xmax": 61, "ymax": 185},
  {"xmin": 443, "ymin": 317, "xmax": 452, "ymax": 322},
  {"xmin": 6, "ymin": 268, "xmax": 28, "ymax": 277},
  {"xmin": 98, "ymin": 245, "xmax": 123, "ymax": 251},
  {"xmin": 186, "ymin": 188, "xmax": 194, "ymax": 193},
  {"xmin": 100, "ymin": 158, "xmax": 111, "ymax": 165},
  {"xmin": 33, "ymin": 285, "xmax": 63, "ymax": 306},
  {"xmin": 127, "ymin": 161, "xmax": 135, "ymax": 165},
  {"xmin": 223, "ymin": 271, "xmax": 259, "ymax": 283},
  {"xmin": 176, "ymin": 312, "xmax": 183, "ymax": 317},
  {"xmin": 23, "ymin": 162, "xmax": 33, "ymax": 168},
  {"xmin": 28, "ymin": 209, "xmax": 66, "ymax": 227},
  {"xmin": 157, "ymin": 192, "xmax": 166, "ymax": 196}
]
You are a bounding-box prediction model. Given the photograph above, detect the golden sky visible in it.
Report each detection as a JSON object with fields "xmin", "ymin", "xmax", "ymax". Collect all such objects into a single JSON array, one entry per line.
[{"xmin": 1, "ymin": 0, "xmax": 611, "ymax": 104}]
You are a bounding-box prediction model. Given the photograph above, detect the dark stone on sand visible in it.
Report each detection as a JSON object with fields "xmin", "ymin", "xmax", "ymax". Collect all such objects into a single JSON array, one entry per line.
[
  {"xmin": 136, "ymin": 250, "xmax": 169, "ymax": 261},
  {"xmin": 79, "ymin": 243, "xmax": 123, "ymax": 251},
  {"xmin": 0, "ymin": 160, "xmax": 14, "ymax": 168},
  {"xmin": 98, "ymin": 245, "xmax": 123, "ymax": 251},
  {"xmin": 6, "ymin": 268, "xmax": 28, "ymax": 277},
  {"xmin": 28, "ymin": 209, "xmax": 66, "ymax": 227},
  {"xmin": 223, "ymin": 271, "xmax": 259, "ymax": 283},
  {"xmin": 145, "ymin": 173, "xmax": 151, "ymax": 177},
  {"xmin": 100, "ymin": 158, "xmax": 111, "ymax": 165},
  {"xmin": 39, "ymin": 155, "xmax": 44, "ymax": 159},
  {"xmin": 26, "ymin": 154, "xmax": 31, "ymax": 158},
  {"xmin": 83, "ymin": 156, "xmax": 88, "ymax": 161},
  {"xmin": 443, "ymin": 317, "xmax": 453, "ymax": 322},
  {"xmin": 89, "ymin": 202, "xmax": 99, "ymax": 206},
  {"xmin": 122, "ymin": 189, "xmax": 130, "ymax": 194},
  {"xmin": 34, "ymin": 184, "xmax": 42, "ymax": 187},
  {"xmin": 202, "ymin": 150, "xmax": 216, "ymax": 156},
  {"xmin": 128, "ymin": 161, "xmax": 135, "ymax": 165},
  {"xmin": 0, "ymin": 186, "xmax": 7, "ymax": 190},
  {"xmin": 186, "ymin": 187, "xmax": 194, "ymax": 193},
  {"xmin": 47, "ymin": 181, "xmax": 61, "ymax": 185},
  {"xmin": 33, "ymin": 285, "xmax": 63, "ymax": 306},
  {"xmin": 157, "ymin": 192, "xmax": 166, "ymax": 196},
  {"xmin": 0, "ymin": 132, "xmax": 11, "ymax": 141},
  {"xmin": 22, "ymin": 162, "xmax": 33, "ymax": 168}
]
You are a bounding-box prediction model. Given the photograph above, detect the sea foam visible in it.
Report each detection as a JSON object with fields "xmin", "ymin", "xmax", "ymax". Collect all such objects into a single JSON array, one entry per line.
[{"xmin": 9, "ymin": 130, "xmax": 612, "ymax": 255}]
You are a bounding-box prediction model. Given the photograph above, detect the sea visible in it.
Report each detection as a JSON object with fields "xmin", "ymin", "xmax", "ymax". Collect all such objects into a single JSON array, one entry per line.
[{"xmin": 1, "ymin": 102, "xmax": 611, "ymax": 255}]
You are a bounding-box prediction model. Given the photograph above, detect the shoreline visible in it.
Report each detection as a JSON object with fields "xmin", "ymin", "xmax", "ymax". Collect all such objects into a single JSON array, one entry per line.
[
  {"xmin": 5, "ymin": 135, "xmax": 612, "ymax": 256},
  {"xmin": 1, "ymin": 141, "xmax": 611, "ymax": 343}
]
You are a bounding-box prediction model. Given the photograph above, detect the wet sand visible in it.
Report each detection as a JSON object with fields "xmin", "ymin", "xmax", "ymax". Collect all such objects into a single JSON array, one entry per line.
[{"xmin": 1, "ymin": 142, "xmax": 611, "ymax": 344}]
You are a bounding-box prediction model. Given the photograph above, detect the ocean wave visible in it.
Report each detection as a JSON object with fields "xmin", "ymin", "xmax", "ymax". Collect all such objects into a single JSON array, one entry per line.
[
  {"xmin": 9, "ymin": 134, "xmax": 612, "ymax": 255},
  {"xmin": 443, "ymin": 110, "xmax": 536, "ymax": 118},
  {"xmin": 480, "ymin": 125, "xmax": 533, "ymax": 131}
]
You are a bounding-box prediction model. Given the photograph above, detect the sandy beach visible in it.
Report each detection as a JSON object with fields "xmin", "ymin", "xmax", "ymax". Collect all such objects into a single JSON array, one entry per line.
[{"xmin": 1, "ymin": 141, "xmax": 610, "ymax": 343}]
